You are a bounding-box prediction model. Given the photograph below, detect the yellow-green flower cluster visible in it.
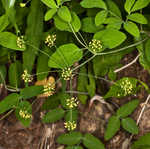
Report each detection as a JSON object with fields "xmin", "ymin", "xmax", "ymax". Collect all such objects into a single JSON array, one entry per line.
[
  {"xmin": 61, "ymin": 67, "xmax": 73, "ymax": 80},
  {"xmin": 89, "ymin": 39, "xmax": 103, "ymax": 53},
  {"xmin": 64, "ymin": 121, "xmax": 77, "ymax": 131},
  {"xmin": 20, "ymin": 3, "xmax": 26, "ymax": 7},
  {"xmin": 19, "ymin": 110, "xmax": 32, "ymax": 119},
  {"xmin": 66, "ymin": 97, "xmax": 79, "ymax": 109},
  {"xmin": 17, "ymin": 36, "xmax": 26, "ymax": 49},
  {"xmin": 43, "ymin": 83, "xmax": 55, "ymax": 97},
  {"xmin": 118, "ymin": 79, "xmax": 133, "ymax": 97},
  {"xmin": 22, "ymin": 70, "xmax": 33, "ymax": 83},
  {"xmin": 45, "ymin": 34, "xmax": 56, "ymax": 48}
]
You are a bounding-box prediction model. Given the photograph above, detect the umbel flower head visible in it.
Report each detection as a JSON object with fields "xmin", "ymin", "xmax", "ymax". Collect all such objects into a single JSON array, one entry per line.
[
  {"xmin": 117, "ymin": 78, "xmax": 134, "ymax": 97},
  {"xmin": 66, "ymin": 97, "xmax": 79, "ymax": 109},
  {"xmin": 43, "ymin": 83, "xmax": 55, "ymax": 97},
  {"xmin": 20, "ymin": 3, "xmax": 26, "ymax": 7},
  {"xmin": 22, "ymin": 69, "xmax": 33, "ymax": 83},
  {"xmin": 89, "ymin": 39, "xmax": 103, "ymax": 54},
  {"xmin": 64, "ymin": 121, "xmax": 77, "ymax": 131},
  {"xmin": 19, "ymin": 110, "xmax": 32, "ymax": 119},
  {"xmin": 45, "ymin": 34, "xmax": 56, "ymax": 48},
  {"xmin": 17, "ymin": 36, "xmax": 26, "ymax": 49},
  {"xmin": 61, "ymin": 67, "xmax": 73, "ymax": 80}
]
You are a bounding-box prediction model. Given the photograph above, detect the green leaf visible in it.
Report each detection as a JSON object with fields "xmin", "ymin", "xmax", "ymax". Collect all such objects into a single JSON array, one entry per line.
[
  {"xmin": 44, "ymin": 8, "xmax": 57, "ymax": 21},
  {"xmin": 0, "ymin": 93, "xmax": 19, "ymax": 114},
  {"xmin": 41, "ymin": 0, "xmax": 58, "ymax": 8},
  {"xmin": 41, "ymin": 93, "xmax": 60, "ymax": 110},
  {"xmin": 66, "ymin": 146, "xmax": 83, "ymax": 149},
  {"xmin": 36, "ymin": 46, "xmax": 51, "ymax": 80},
  {"xmin": 104, "ymin": 115, "xmax": 120, "ymax": 140},
  {"xmin": 23, "ymin": 0, "xmax": 43, "ymax": 73},
  {"xmin": 124, "ymin": 0, "xmax": 135, "ymax": 14},
  {"xmin": 8, "ymin": 60, "xmax": 22, "ymax": 88},
  {"xmin": 145, "ymin": 39, "xmax": 150, "ymax": 63},
  {"xmin": 131, "ymin": 0, "xmax": 150, "ymax": 12},
  {"xmin": 127, "ymin": 13, "xmax": 148, "ymax": 24},
  {"xmin": 20, "ymin": 86, "xmax": 44, "ymax": 99},
  {"xmin": 7, "ymin": 0, "xmax": 15, "ymax": 8},
  {"xmin": 54, "ymin": 11, "xmax": 81, "ymax": 32},
  {"xmin": 0, "ymin": 14, "xmax": 9, "ymax": 32},
  {"xmin": 121, "ymin": 117, "xmax": 138, "ymax": 134},
  {"xmin": 57, "ymin": 131, "xmax": 82, "ymax": 145},
  {"xmin": 77, "ymin": 66, "xmax": 88, "ymax": 104},
  {"xmin": 94, "ymin": 28, "xmax": 126, "ymax": 49},
  {"xmin": 106, "ymin": 0, "xmax": 122, "ymax": 18},
  {"xmin": 58, "ymin": 6, "xmax": 72, "ymax": 22},
  {"xmin": 0, "ymin": 32, "xmax": 25, "ymax": 51},
  {"xmin": 124, "ymin": 21, "xmax": 140, "ymax": 37},
  {"xmin": 104, "ymin": 17, "xmax": 123, "ymax": 30},
  {"xmin": 104, "ymin": 77, "xmax": 138, "ymax": 99},
  {"xmin": 131, "ymin": 133, "xmax": 150, "ymax": 149},
  {"xmin": 0, "ymin": 65, "xmax": 7, "ymax": 84},
  {"xmin": 15, "ymin": 101, "xmax": 32, "ymax": 127},
  {"xmin": 65, "ymin": 109, "xmax": 78, "ymax": 122},
  {"xmin": 80, "ymin": 0, "xmax": 107, "ymax": 9},
  {"xmin": 48, "ymin": 43, "xmax": 82, "ymax": 69},
  {"xmin": 117, "ymin": 100, "xmax": 139, "ymax": 118},
  {"xmin": 95, "ymin": 10, "xmax": 108, "ymax": 26},
  {"xmin": 83, "ymin": 133, "xmax": 105, "ymax": 149},
  {"xmin": 42, "ymin": 108, "xmax": 65, "ymax": 123},
  {"xmin": 81, "ymin": 17, "xmax": 104, "ymax": 33}
]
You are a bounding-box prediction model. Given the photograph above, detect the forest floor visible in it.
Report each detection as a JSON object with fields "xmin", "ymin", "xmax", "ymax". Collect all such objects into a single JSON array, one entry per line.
[{"xmin": 0, "ymin": 51, "xmax": 150, "ymax": 149}]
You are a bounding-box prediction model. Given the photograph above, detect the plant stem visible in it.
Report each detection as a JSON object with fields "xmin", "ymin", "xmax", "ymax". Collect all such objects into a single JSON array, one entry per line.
[
  {"xmin": 114, "ymin": 54, "xmax": 140, "ymax": 73},
  {"xmin": 0, "ymin": 109, "xmax": 14, "ymax": 121},
  {"xmin": 96, "ymin": 38, "xmax": 148, "ymax": 56}
]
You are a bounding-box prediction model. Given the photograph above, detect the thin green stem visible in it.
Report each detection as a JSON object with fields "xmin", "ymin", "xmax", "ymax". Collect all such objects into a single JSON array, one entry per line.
[
  {"xmin": 96, "ymin": 38, "xmax": 148, "ymax": 56},
  {"xmin": 0, "ymin": 109, "xmax": 14, "ymax": 121},
  {"xmin": 72, "ymin": 54, "xmax": 96, "ymax": 71},
  {"xmin": 68, "ymin": 23, "xmax": 87, "ymax": 48}
]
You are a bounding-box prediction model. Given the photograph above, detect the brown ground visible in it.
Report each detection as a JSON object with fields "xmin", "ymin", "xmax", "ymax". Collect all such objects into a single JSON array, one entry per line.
[{"xmin": 0, "ymin": 52, "xmax": 150, "ymax": 149}]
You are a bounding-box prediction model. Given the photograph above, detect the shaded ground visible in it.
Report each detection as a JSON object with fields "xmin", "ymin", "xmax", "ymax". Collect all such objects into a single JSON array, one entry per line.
[{"xmin": 0, "ymin": 52, "xmax": 150, "ymax": 149}]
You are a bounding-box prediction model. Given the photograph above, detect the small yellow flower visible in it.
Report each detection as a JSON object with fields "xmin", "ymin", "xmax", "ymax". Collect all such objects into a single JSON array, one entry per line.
[
  {"xmin": 19, "ymin": 110, "xmax": 32, "ymax": 119},
  {"xmin": 20, "ymin": 3, "xmax": 26, "ymax": 7},
  {"xmin": 17, "ymin": 36, "xmax": 26, "ymax": 49},
  {"xmin": 66, "ymin": 97, "xmax": 79, "ymax": 109},
  {"xmin": 22, "ymin": 70, "xmax": 33, "ymax": 83},
  {"xmin": 64, "ymin": 121, "xmax": 77, "ymax": 131},
  {"xmin": 61, "ymin": 67, "xmax": 73, "ymax": 81},
  {"xmin": 45, "ymin": 34, "xmax": 56, "ymax": 48},
  {"xmin": 43, "ymin": 83, "xmax": 55, "ymax": 97},
  {"xmin": 89, "ymin": 39, "xmax": 103, "ymax": 54}
]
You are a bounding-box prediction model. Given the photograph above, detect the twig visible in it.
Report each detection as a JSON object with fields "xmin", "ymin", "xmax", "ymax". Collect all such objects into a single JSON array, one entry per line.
[
  {"xmin": 114, "ymin": 54, "xmax": 140, "ymax": 73},
  {"xmin": 89, "ymin": 95, "xmax": 114, "ymax": 113}
]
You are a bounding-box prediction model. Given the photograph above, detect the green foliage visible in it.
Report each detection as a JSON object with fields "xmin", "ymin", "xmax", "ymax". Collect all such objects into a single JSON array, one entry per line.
[
  {"xmin": 0, "ymin": 93, "xmax": 19, "ymax": 114},
  {"xmin": 0, "ymin": 65, "xmax": 6, "ymax": 83},
  {"xmin": 48, "ymin": 43, "xmax": 82, "ymax": 69},
  {"xmin": 20, "ymin": 86, "xmax": 44, "ymax": 99},
  {"xmin": 94, "ymin": 28, "xmax": 126, "ymax": 49},
  {"xmin": 58, "ymin": 6, "xmax": 72, "ymax": 22},
  {"xmin": 57, "ymin": 131, "xmax": 82, "ymax": 145},
  {"xmin": 95, "ymin": 10, "xmax": 108, "ymax": 26},
  {"xmin": 0, "ymin": 14, "xmax": 9, "ymax": 32},
  {"xmin": 131, "ymin": 133, "xmax": 150, "ymax": 149},
  {"xmin": 8, "ymin": 60, "xmax": 22, "ymax": 88},
  {"xmin": 104, "ymin": 115, "xmax": 120, "ymax": 141},
  {"xmin": 80, "ymin": 0, "xmax": 107, "ymax": 9},
  {"xmin": 116, "ymin": 100, "xmax": 139, "ymax": 118},
  {"xmin": 104, "ymin": 77, "xmax": 139, "ymax": 99},
  {"xmin": 15, "ymin": 101, "xmax": 32, "ymax": 127},
  {"xmin": 0, "ymin": 32, "xmax": 25, "ymax": 51},
  {"xmin": 127, "ymin": 13, "xmax": 148, "ymax": 24},
  {"xmin": 23, "ymin": 0, "xmax": 43, "ymax": 73},
  {"xmin": 44, "ymin": 8, "xmax": 57, "ymax": 21},
  {"xmin": 41, "ymin": 0, "xmax": 58, "ymax": 8},
  {"xmin": 83, "ymin": 133, "xmax": 105, "ymax": 149},
  {"xmin": 123, "ymin": 21, "xmax": 140, "ymax": 37},
  {"xmin": 121, "ymin": 117, "xmax": 138, "ymax": 134},
  {"xmin": 105, "ymin": 100, "xmax": 139, "ymax": 140},
  {"xmin": 42, "ymin": 108, "xmax": 65, "ymax": 123}
]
